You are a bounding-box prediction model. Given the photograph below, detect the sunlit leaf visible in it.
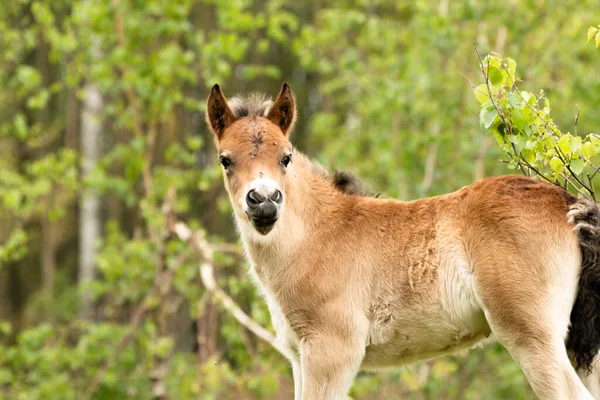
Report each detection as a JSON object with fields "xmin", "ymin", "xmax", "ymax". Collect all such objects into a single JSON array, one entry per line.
[
  {"xmin": 570, "ymin": 159, "xmax": 585, "ymax": 175},
  {"xmin": 588, "ymin": 26, "xmax": 599, "ymax": 42},
  {"xmin": 474, "ymin": 84, "xmax": 490, "ymax": 104},
  {"xmin": 558, "ymin": 134, "xmax": 573, "ymax": 155}
]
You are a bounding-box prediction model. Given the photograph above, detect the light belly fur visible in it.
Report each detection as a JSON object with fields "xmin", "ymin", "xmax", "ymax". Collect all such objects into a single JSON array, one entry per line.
[{"xmin": 362, "ymin": 245, "xmax": 491, "ymax": 369}]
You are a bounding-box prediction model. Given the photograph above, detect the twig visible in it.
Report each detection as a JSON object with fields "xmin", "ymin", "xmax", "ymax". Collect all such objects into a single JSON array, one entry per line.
[
  {"xmin": 553, "ymin": 148, "xmax": 595, "ymax": 196},
  {"xmin": 460, "ymin": 71, "xmax": 483, "ymax": 92},
  {"xmin": 518, "ymin": 157, "xmax": 557, "ymax": 186},
  {"xmin": 560, "ymin": 173, "xmax": 589, "ymax": 198},
  {"xmin": 589, "ymin": 162, "xmax": 600, "ymax": 181},
  {"xmin": 587, "ymin": 174, "xmax": 597, "ymax": 202},
  {"xmin": 565, "ymin": 164, "xmax": 594, "ymax": 196},
  {"xmin": 170, "ymin": 221, "xmax": 296, "ymax": 362},
  {"xmin": 511, "ymin": 143, "xmax": 528, "ymax": 176}
]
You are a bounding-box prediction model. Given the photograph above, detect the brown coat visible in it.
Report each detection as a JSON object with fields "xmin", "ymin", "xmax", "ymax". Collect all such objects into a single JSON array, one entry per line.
[{"xmin": 206, "ymin": 83, "xmax": 600, "ymax": 400}]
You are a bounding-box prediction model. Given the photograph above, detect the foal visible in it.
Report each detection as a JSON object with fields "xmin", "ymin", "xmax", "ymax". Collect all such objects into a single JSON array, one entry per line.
[{"xmin": 206, "ymin": 83, "xmax": 600, "ymax": 399}]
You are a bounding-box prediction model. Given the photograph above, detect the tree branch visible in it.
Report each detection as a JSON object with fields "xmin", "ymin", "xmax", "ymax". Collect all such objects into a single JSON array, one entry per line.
[{"xmin": 170, "ymin": 220, "xmax": 296, "ymax": 362}]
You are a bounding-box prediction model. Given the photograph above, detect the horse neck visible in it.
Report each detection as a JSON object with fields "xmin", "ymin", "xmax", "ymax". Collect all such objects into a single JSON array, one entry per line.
[{"xmin": 286, "ymin": 154, "xmax": 344, "ymax": 228}]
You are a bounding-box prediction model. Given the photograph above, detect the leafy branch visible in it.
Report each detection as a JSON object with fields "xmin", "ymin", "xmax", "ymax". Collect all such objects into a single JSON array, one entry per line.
[{"xmin": 470, "ymin": 32, "xmax": 600, "ymax": 201}]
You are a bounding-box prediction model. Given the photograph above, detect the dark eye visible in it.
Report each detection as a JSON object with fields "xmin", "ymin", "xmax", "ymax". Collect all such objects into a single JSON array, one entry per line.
[
  {"xmin": 281, "ymin": 155, "xmax": 291, "ymax": 167},
  {"xmin": 220, "ymin": 156, "xmax": 231, "ymax": 170}
]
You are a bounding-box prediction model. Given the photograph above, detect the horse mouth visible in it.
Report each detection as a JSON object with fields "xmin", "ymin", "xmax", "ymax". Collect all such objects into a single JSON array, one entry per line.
[{"xmin": 251, "ymin": 216, "xmax": 278, "ymax": 234}]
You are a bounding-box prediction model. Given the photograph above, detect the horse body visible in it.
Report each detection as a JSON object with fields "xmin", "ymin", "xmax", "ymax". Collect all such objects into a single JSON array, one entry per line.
[{"xmin": 206, "ymin": 83, "xmax": 600, "ymax": 399}]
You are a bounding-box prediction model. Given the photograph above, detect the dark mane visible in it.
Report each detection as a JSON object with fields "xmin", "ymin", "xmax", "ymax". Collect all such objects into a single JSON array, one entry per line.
[
  {"xmin": 310, "ymin": 160, "xmax": 375, "ymax": 197},
  {"xmin": 331, "ymin": 170, "xmax": 376, "ymax": 197},
  {"xmin": 228, "ymin": 93, "xmax": 273, "ymax": 118}
]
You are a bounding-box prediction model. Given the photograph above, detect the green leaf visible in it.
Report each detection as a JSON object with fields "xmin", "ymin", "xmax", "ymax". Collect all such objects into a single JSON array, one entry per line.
[
  {"xmin": 480, "ymin": 106, "xmax": 498, "ymax": 130},
  {"xmin": 506, "ymin": 58, "xmax": 517, "ymax": 84},
  {"xmin": 484, "ymin": 55, "xmax": 502, "ymax": 69},
  {"xmin": 558, "ymin": 134, "xmax": 573, "ymax": 155},
  {"xmin": 569, "ymin": 136, "xmax": 582, "ymax": 153},
  {"xmin": 14, "ymin": 113, "xmax": 29, "ymax": 139},
  {"xmin": 570, "ymin": 159, "xmax": 585, "ymax": 175},
  {"xmin": 16, "ymin": 66, "xmax": 42, "ymax": 90},
  {"xmin": 590, "ymin": 134, "xmax": 600, "ymax": 154},
  {"xmin": 582, "ymin": 142, "xmax": 593, "ymax": 159},
  {"xmin": 492, "ymin": 129, "xmax": 505, "ymax": 147},
  {"xmin": 550, "ymin": 157, "xmax": 563, "ymax": 175},
  {"xmin": 27, "ymin": 89, "xmax": 50, "ymax": 109},
  {"xmin": 488, "ymin": 66, "xmax": 504, "ymax": 87},
  {"xmin": 588, "ymin": 26, "xmax": 599, "ymax": 43},
  {"xmin": 474, "ymin": 84, "xmax": 490, "ymax": 104}
]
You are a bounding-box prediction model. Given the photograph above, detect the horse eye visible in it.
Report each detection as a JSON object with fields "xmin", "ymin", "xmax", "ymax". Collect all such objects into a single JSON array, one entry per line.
[
  {"xmin": 220, "ymin": 157, "xmax": 231, "ymax": 170},
  {"xmin": 282, "ymin": 155, "xmax": 291, "ymax": 167}
]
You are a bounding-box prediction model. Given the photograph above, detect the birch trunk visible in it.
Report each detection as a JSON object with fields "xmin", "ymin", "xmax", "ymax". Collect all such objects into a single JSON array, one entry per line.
[{"xmin": 79, "ymin": 52, "xmax": 103, "ymax": 318}]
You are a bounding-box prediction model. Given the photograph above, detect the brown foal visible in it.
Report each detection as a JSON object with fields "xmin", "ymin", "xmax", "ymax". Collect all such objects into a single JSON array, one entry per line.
[{"xmin": 206, "ymin": 83, "xmax": 600, "ymax": 400}]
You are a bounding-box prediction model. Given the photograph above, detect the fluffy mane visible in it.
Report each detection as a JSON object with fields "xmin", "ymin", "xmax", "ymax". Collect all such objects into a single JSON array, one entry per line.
[
  {"xmin": 310, "ymin": 161, "xmax": 375, "ymax": 197},
  {"xmin": 331, "ymin": 170, "xmax": 375, "ymax": 197},
  {"xmin": 228, "ymin": 93, "xmax": 273, "ymax": 118}
]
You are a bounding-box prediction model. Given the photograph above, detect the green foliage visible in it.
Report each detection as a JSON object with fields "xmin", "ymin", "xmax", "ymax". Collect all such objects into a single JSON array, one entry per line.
[
  {"xmin": 0, "ymin": 0, "xmax": 293, "ymax": 398},
  {"xmin": 1, "ymin": 1, "xmax": 599, "ymax": 399},
  {"xmin": 474, "ymin": 27, "xmax": 600, "ymax": 200}
]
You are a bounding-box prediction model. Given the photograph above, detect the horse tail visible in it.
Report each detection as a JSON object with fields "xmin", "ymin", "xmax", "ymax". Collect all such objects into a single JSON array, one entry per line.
[{"xmin": 566, "ymin": 198, "xmax": 600, "ymax": 372}]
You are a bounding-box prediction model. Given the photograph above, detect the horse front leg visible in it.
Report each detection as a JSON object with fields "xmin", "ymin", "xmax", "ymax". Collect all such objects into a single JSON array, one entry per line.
[
  {"xmin": 291, "ymin": 357, "xmax": 303, "ymax": 400},
  {"xmin": 300, "ymin": 332, "xmax": 365, "ymax": 400}
]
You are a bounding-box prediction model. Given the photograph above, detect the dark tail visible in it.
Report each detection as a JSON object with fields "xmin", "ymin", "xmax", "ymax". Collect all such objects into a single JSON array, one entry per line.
[{"xmin": 567, "ymin": 198, "xmax": 600, "ymax": 372}]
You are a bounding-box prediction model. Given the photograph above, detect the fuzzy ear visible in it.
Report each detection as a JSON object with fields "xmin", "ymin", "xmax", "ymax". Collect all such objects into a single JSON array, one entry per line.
[
  {"xmin": 266, "ymin": 82, "xmax": 296, "ymax": 136},
  {"xmin": 206, "ymin": 84, "xmax": 235, "ymax": 140}
]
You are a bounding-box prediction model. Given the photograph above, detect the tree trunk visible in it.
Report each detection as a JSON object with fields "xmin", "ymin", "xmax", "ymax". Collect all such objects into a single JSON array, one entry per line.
[{"xmin": 79, "ymin": 50, "xmax": 103, "ymax": 318}]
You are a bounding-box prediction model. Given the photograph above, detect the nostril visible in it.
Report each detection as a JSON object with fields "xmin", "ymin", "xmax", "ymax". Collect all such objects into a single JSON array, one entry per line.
[
  {"xmin": 271, "ymin": 190, "xmax": 283, "ymax": 204},
  {"xmin": 246, "ymin": 190, "xmax": 265, "ymax": 207}
]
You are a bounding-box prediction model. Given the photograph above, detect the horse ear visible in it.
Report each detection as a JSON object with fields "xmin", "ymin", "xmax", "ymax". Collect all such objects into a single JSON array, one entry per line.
[
  {"xmin": 206, "ymin": 84, "xmax": 235, "ymax": 140},
  {"xmin": 267, "ymin": 82, "xmax": 296, "ymax": 136}
]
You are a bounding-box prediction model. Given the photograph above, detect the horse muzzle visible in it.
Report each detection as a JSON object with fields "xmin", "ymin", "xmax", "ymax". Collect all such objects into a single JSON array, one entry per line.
[{"xmin": 245, "ymin": 189, "xmax": 281, "ymax": 235}]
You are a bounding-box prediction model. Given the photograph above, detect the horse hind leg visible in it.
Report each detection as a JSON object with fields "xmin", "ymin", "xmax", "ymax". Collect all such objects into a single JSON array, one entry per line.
[
  {"xmin": 577, "ymin": 359, "xmax": 600, "ymax": 399},
  {"xmin": 480, "ymin": 287, "xmax": 593, "ymax": 398},
  {"xmin": 472, "ymin": 238, "xmax": 594, "ymax": 399}
]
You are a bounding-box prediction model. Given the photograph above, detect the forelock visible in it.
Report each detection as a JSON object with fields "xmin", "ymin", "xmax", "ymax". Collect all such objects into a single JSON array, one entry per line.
[{"xmin": 228, "ymin": 93, "xmax": 274, "ymax": 118}]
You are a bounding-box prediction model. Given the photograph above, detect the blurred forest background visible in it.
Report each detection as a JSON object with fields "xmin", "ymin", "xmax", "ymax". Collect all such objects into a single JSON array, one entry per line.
[{"xmin": 1, "ymin": 0, "xmax": 599, "ymax": 399}]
